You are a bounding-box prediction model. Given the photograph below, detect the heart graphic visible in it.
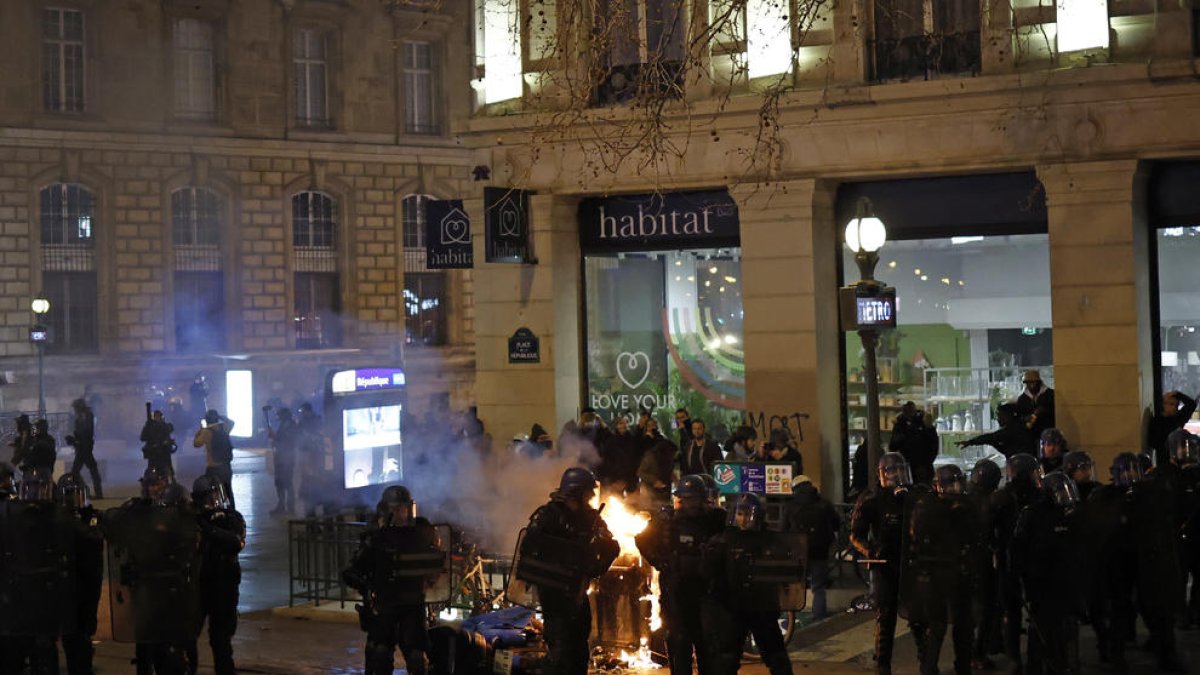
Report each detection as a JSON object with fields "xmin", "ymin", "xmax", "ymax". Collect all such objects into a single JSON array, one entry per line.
[
  {"xmin": 499, "ymin": 203, "xmax": 520, "ymax": 237},
  {"xmin": 616, "ymin": 351, "xmax": 651, "ymax": 390},
  {"xmin": 440, "ymin": 215, "xmax": 470, "ymax": 244}
]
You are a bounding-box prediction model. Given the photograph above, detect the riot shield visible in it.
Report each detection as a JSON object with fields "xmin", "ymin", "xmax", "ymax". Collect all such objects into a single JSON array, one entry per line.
[
  {"xmin": 899, "ymin": 494, "xmax": 956, "ymax": 623},
  {"xmin": 425, "ymin": 523, "xmax": 453, "ymax": 605},
  {"xmin": 104, "ymin": 502, "xmax": 201, "ymax": 643},
  {"xmin": 728, "ymin": 531, "xmax": 808, "ymax": 612},
  {"xmin": 370, "ymin": 522, "xmax": 452, "ymax": 607},
  {"xmin": 505, "ymin": 527, "xmax": 590, "ymax": 610},
  {"xmin": 0, "ymin": 501, "xmax": 78, "ymax": 637}
]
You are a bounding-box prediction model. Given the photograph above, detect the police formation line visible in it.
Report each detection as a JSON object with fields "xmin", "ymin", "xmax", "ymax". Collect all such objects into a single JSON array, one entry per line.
[
  {"xmin": 852, "ymin": 431, "xmax": 1200, "ymax": 675},
  {"xmin": 0, "ymin": 465, "xmax": 244, "ymax": 675}
]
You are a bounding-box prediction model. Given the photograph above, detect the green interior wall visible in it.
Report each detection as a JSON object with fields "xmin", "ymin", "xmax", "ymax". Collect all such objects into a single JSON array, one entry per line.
[{"xmin": 844, "ymin": 323, "xmax": 972, "ymax": 387}]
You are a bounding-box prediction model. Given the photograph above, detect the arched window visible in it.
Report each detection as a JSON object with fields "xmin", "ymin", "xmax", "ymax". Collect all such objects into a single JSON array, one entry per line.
[
  {"xmin": 291, "ymin": 191, "xmax": 340, "ymax": 348},
  {"xmin": 39, "ymin": 183, "xmax": 98, "ymax": 353},
  {"xmin": 171, "ymin": 187, "xmax": 224, "ymax": 352},
  {"xmin": 401, "ymin": 194, "xmax": 446, "ymax": 346}
]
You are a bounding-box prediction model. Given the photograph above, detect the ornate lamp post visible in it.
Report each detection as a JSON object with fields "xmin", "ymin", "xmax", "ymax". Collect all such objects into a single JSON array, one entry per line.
[
  {"xmin": 31, "ymin": 296, "xmax": 50, "ymax": 417},
  {"xmin": 844, "ymin": 200, "xmax": 889, "ymax": 488}
]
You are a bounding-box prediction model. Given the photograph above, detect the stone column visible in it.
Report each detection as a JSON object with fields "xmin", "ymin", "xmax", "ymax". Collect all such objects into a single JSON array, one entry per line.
[
  {"xmin": 1037, "ymin": 160, "xmax": 1151, "ymax": 472},
  {"xmin": 980, "ymin": 0, "xmax": 1015, "ymax": 75},
  {"xmin": 733, "ymin": 179, "xmax": 844, "ymax": 495},
  {"xmin": 468, "ymin": 192, "xmax": 582, "ymax": 445}
]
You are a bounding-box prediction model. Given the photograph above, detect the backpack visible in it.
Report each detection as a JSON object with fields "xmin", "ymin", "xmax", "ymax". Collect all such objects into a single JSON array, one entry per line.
[{"xmin": 210, "ymin": 425, "xmax": 234, "ymax": 463}]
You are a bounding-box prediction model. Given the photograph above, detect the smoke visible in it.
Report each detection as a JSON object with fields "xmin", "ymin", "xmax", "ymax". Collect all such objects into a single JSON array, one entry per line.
[{"xmin": 404, "ymin": 424, "xmax": 603, "ymax": 555}]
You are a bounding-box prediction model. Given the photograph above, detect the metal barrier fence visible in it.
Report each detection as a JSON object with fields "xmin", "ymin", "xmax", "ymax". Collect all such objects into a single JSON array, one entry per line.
[{"xmin": 287, "ymin": 518, "xmax": 368, "ymax": 608}]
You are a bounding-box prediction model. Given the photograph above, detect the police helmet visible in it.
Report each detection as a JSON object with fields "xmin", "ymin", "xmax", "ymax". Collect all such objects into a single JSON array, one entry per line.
[
  {"xmin": 1006, "ymin": 453, "xmax": 1042, "ymax": 486},
  {"xmin": 1169, "ymin": 428, "xmax": 1200, "ymax": 466},
  {"xmin": 934, "ymin": 464, "xmax": 966, "ymax": 495},
  {"xmin": 729, "ymin": 492, "xmax": 765, "ymax": 530},
  {"xmin": 970, "ymin": 458, "xmax": 1002, "ymax": 493},
  {"xmin": 161, "ymin": 482, "xmax": 190, "ymax": 507},
  {"xmin": 1137, "ymin": 451, "xmax": 1155, "ymax": 475},
  {"xmin": 1042, "ymin": 471, "xmax": 1080, "ymax": 509},
  {"xmin": 18, "ymin": 467, "xmax": 54, "ymax": 502},
  {"xmin": 1063, "ymin": 451, "xmax": 1094, "ymax": 480},
  {"xmin": 555, "ymin": 467, "xmax": 598, "ymax": 502},
  {"xmin": 378, "ymin": 484, "xmax": 416, "ymax": 522},
  {"xmin": 1110, "ymin": 452, "xmax": 1143, "ymax": 487},
  {"xmin": 57, "ymin": 472, "xmax": 88, "ymax": 509},
  {"xmin": 878, "ymin": 452, "xmax": 913, "ymax": 489},
  {"xmin": 697, "ymin": 473, "xmax": 720, "ymax": 506},
  {"xmin": 140, "ymin": 465, "xmax": 170, "ymax": 499},
  {"xmin": 191, "ymin": 475, "xmax": 231, "ymax": 511},
  {"xmin": 673, "ymin": 475, "xmax": 707, "ymax": 513},
  {"xmin": 1039, "ymin": 428, "xmax": 1067, "ymax": 458},
  {"xmin": 0, "ymin": 462, "xmax": 17, "ymax": 497}
]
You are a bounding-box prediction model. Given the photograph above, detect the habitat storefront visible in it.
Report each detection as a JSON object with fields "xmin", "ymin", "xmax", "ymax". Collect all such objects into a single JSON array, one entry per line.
[{"xmin": 578, "ymin": 190, "xmax": 745, "ymax": 434}]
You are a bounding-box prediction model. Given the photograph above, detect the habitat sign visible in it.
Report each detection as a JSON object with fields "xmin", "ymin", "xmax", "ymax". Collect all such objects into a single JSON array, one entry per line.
[{"xmin": 578, "ymin": 189, "xmax": 740, "ymax": 253}]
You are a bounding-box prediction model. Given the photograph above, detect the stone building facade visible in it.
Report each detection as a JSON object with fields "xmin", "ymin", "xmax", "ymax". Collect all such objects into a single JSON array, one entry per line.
[
  {"xmin": 0, "ymin": 0, "xmax": 477, "ymax": 439},
  {"xmin": 461, "ymin": 0, "xmax": 1200, "ymax": 495}
]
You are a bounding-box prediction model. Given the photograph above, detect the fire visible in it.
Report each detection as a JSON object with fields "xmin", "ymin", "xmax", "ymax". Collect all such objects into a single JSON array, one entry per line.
[
  {"xmin": 591, "ymin": 494, "xmax": 663, "ymax": 669},
  {"xmin": 619, "ymin": 637, "xmax": 660, "ymax": 670}
]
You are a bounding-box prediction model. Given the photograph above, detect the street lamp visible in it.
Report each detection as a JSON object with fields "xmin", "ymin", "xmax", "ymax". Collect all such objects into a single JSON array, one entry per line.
[
  {"xmin": 844, "ymin": 199, "xmax": 889, "ymax": 489},
  {"xmin": 31, "ymin": 296, "xmax": 50, "ymax": 417}
]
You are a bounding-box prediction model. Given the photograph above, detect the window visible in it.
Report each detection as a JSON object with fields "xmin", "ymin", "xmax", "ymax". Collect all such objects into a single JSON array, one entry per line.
[
  {"xmin": 175, "ymin": 272, "xmax": 224, "ymax": 353},
  {"xmin": 42, "ymin": 8, "xmax": 85, "ymax": 113},
  {"xmin": 41, "ymin": 183, "xmax": 94, "ymax": 247},
  {"xmin": 594, "ymin": 0, "xmax": 685, "ymax": 104},
  {"xmin": 401, "ymin": 194, "xmax": 430, "ymax": 249},
  {"xmin": 293, "ymin": 28, "xmax": 329, "ymax": 127},
  {"xmin": 405, "ymin": 273, "xmax": 447, "ymax": 346},
  {"xmin": 173, "ymin": 18, "xmax": 216, "ymax": 120},
  {"xmin": 871, "ymin": 0, "xmax": 980, "ymax": 81},
  {"xmin": 42, "ymin": 272, "xmax": 98, "ymax": 354},
  {"xmin": 295, "ymin": 272, "xmax": 341, "ymax": 348},
  {"xmin": 172, "ymin": 187, "xmax": 221, "ymax": 248},
  {"xmin": 476, "ymin": 0, "xmax": 523, "ymax": 104},
  {"xmin": 292, "ymin": 191, "xmax": 336, "ymax": 249},
  {"xmin": 404, "ymin": 42, "xmax": 439, "ymax": 134}
]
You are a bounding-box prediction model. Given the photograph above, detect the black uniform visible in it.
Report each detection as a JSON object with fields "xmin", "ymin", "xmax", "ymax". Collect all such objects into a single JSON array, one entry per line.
[
  {"xmin": 1011, "ymin": 497, "xmax": 1084, "ymax": 675},
  {"xmin": 187, "ymin": 506, "xmax": 246, "ymax": 675},
  {"xmin": 969, "ymin": 483, "xmax": 1002, "ymax": 663},
  {"xmin": 523, "ymin": 499, "xmax": 618, "ymax": 675},
  {"xmin": 851, "ymin": 485, "xmax": 920, "ymax": 674},
  {"xmin": 904, "ymin": 491, "xmax": 979, "ymax": 675},
  {"xmin": 989, "ymin": 479, "xmax": 1040, "ymax": 669},
  {"xmin": 21, "ymin": 431, "xmax": 56, "ymax": 475},
  {"xmin": 344, "ymin": 516, "xmax": 443, "ymax": 675},
  {"xmin": 69, "ymin": 407, "xmax": 102, "ymax": 499},
  {"xmin": 636, "ymin": 506, "xmax": 725, "ymax": 675},
  {"xmin": 1129, "ymin": 472, "xmax": 1184, "ymax": 669},
  {"xmin": 701, "ymin": 526, "xmax": 798, "ymax": 675},
  {"xmin": 140, "ymin": 417, "xmax": 177, "ymax": 477},
  {"xmin": 268, "ymin": 416, "xmax": 301, "ymax": 513},
  {"xmin": 62, "ymin": 504, "xmax": 104, "ymax": 675},
  {"xmin": 1179, "ymin": 465, "xmax": 1200, "ymax": 626},
  {"xmin": 888, "ymin": 416, "xmax": 938, "ymax": 486}
]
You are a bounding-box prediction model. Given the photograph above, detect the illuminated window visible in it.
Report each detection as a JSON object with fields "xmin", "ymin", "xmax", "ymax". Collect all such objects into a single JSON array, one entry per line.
[
  {"xmin": 40, "ymin": 183, "xmax": 94, "ymax": 246},
  {"xmin": 476, "ymin": 0, "xmax": 522, "ymax": 104},
  {"xmin": 404, "ymin": 273, "xmax": 447, "ymax": 346},
  {"xmin": 43, "ymin": 8, "xmax": 86, "ymax": 113},
  {"xmin": 746, "ymin": 0, "xmax": 792, "ymax": 79},
  {"xmin": 1056, "ymin": 0, "xmax": 1109, "ymax": 54}
]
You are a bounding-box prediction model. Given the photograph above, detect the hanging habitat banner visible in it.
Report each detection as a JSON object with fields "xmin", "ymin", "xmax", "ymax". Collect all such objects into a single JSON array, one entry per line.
[
  {"xmin": 424, "ymin": 199, "xmax": 473, "ymax": 269},
  {"xmin": 484, "ymin": 187, "xmax": 534, "ymax": 263}
]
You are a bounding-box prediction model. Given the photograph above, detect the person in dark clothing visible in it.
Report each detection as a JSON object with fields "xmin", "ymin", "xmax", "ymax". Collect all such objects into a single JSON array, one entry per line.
[
  {"xmin": 639, "ymin": 439, "xmax": 678, "ymax": 507},
  {"xmin": 1063, "ymin": 451, "xmax": 1099, "ymax": 501},
  {"xmin": 703, "ymin": 493, "xmax": 795, "ymax": 675},
  {"xmin": 763, "ymin": 427, "xmax": 804, "ymax": 473},
  {"xmin": 968, "ymin": 459, "xmax": 1003, "ymax": 669},
  {"xmin": 187, "ymin": 475, "xmax": 246, "ymax": 675},
  {"xmin": 1166, "ymin": 429, "xmax": 1200, "ymax": 628},
  {"xmin": 1011, "ymin": 472, "xmax": 1085, "ymax": 675},
  {"xmin": 1147, "ymin": 390, "xmax": 1197, "ymax": 469},
  {"xmin": 680, "ymin": 419, "xmax": 723, "ymax": 476},
  {"xmin": 851, "ymin": 452, "xmax": 922, "ymax": 675},
  {"xmin": 1038, "ymin": 427, "xmax": 1068, "ymax": 475},
  {"xmin": 266, "ymin": 407, "xmax": 301, "ymax": 515},
  {"xmin": 597, "ymin": 417, "xmax": 639, "ymax": 494},
  {"xmin": 343, "ymin": 485, "xmax": 444, "ymax": 675},
  {"xmin": 58, "ymin": 472, "xmax": 104, "ymax": 675},
  {"xmin": 783, "ymin": 475, "xmax": 840, "ymax": 619},
  {"xmin": 188, "ymin": 374, "xmax": 209, "ymax": 434},
  {"xmin": 520, "ymin": 469, "xmax": 619, "ymax": 675},
  {"xmin": 8, "ymin": 414, "xmax": 32, "ymax": 467},
  {"xmin": 724, "ymin": 425, "xmax": 759, "ymax": 461},
  {"xmin": 1014, "ymin": 370, "xmax": 1055, "ymax": 439},
  {"xmin": 674, "ymin": 408, "xmax": 693, "ymax": 448},
  {"xmin": 141, "ymin": 408, "xmax": 178, "ymax": 478},
  {"xmin": 888, "ymin": 402, "xmax": 938, "ymax": 485},
  {"xmin": 68, "ymin": 398, "xmax": 103, "ymax": 499},
  {"xmin": 636, "ymin": 475, "xmax": 726, "ymax": 675},
  {"xmin": 958, "ymin": 404, "xmax": 1037, "ymax": 459},
  {"xmin": 850, "ymin": 441, "xmax": 869, "ymax": 500},
  {"xmin": 990, "ymin": 453, "xmax": 1043, "ymax": 674},
  {"xmin": 21, "ymin": 418, "xmax": 56, "ymax": 475}
]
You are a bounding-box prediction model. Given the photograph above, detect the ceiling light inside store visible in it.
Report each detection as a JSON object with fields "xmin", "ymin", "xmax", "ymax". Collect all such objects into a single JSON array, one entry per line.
[
  {"xmin": 687, "ymin": 276, "xmax": 694, "ymax": 282},
  {"xmin": 941, "ymin": 277, "xmax": 950, "ymax": 285},
  {"xmin": 675, "ymin": 276, "xmax": 681, "ymax": 282},
  {"xmin": 708, "ymin": 338, "xmax": 722, "ymax": 349},
  {"xmin": 705, "ymin": 280, "xmax": 711, "ymax": 287},
  {"xmin": 675, "ymin": 260, "xmax": 683, "ymax": 266},
  {"xmin": 914, "ymin": 268, "xmax": 922, "ymax": 275},
  {"xmin": 724, "ymin": 276, "xmax": 737, "ymax": 283},
  {"xmin": 709, "ymin": 266, "xmax": 718, "ymax": 274},
  {"xmin": 719, "ymin": 286, "xmax": 726, "ymax": 293},
  {"xmin": 958, "ymin": 280, "xmax": 965, "ymax": 287},
  {"xmin": 724, "ymin": 335, "xmax": 738, "ymax": 345},
  {"xmin": 920, "ymin": 275, "xmax": 928, "ymax": 281},
  {"xmin": 951, "ymin": 236, "xmax": 984, "ymax": 245},
  {"xmin": 888, "ymin": 261, "xmax": 897, "ymax": 268}
]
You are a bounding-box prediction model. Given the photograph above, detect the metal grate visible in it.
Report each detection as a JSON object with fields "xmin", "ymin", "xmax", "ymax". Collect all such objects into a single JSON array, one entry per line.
[
  {"xmin": 41, "ymin": 184, "xmax": 95, "ymax": 272},
  {"xmin": 292, "ymin": 191, "xmax": 336, "ymax": 249},
  {"xmin": 287, "ymin": 518, "xmax": 366, "ymax": 608}
]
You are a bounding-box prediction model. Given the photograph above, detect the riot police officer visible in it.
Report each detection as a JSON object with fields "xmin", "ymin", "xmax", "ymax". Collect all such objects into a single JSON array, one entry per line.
[
  {"xmin": 1011, "ymin": 472, "xmax": 1084, "ymax": 675},
  {"xmin": 1062, "ymin": 452, "xmax": 1098, "ymax": 502},
  {"xmin": 905, "ymin": 465, "xmax": 979, "ymax": 675},
  {"xmin": 1171, "ymin": 429, "xmax": 1200, "ymax": 627},
  {"xmin": 140, "ymin": 405, "xmax": 177, "ymax": 478},
  {"xmin": 58, "ymin": 473, "xmax": 103, "ymax": 675},
  {"xmin": 1038, "ymin": 429, "xmax": 1067, "ymax": 475},
  {"xmin": 636, "ymin": 475, "xmax": 725, "ymax": 675},
  {"xmin": 343, "ymin": 485, "xmax": 444, "ymax": 675},
  {"xmin": 187, "ymin": 475, "xmax": 245, "ymax": 675},
  {"xmin": 850, "ymin": 452, "xmax": 920, "ymax": 675},
  {"xmin": 990, "ymin": 452, "xmax": 1042, "ymax": 673},
  {"xmin": 702, "ymin": 493, "xmax": 797, "ymax": 675},
  {"xmin": 969, "ymin": 458, "xmax": 1003, "ymax": 668},
  {"xmin": 519, "ymin": 468, "xmax": 618, "ymax": 675},
  {"xmin": 21, "ymin": 419, "xmax": 56, "ymax": 475}
]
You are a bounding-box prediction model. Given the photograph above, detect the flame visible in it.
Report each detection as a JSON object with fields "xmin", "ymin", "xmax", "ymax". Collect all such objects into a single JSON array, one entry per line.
[{"xmin": 619, "ymin": 637, "xmax": 661, "ymax": 670}]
